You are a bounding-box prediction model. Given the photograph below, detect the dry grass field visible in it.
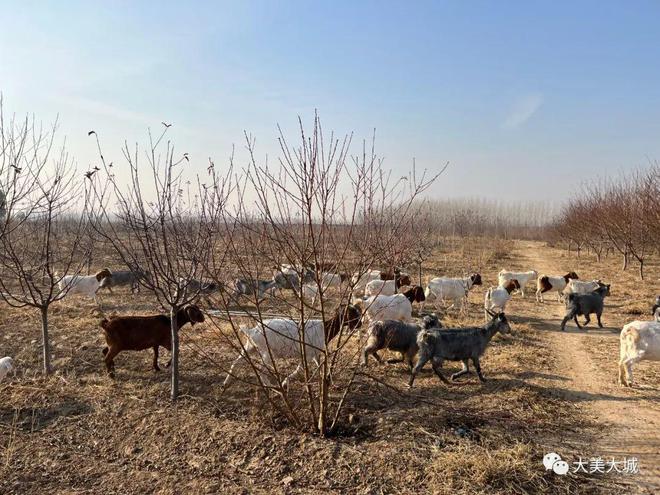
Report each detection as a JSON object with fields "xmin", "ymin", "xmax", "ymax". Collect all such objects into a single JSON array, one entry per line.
[{"xmin": 0, "ymin": 238, "xmax": 657, "ymax": 494}]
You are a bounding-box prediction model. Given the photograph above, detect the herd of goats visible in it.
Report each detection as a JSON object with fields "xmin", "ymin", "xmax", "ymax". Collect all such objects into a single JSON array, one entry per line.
[{"xmin": 0, "ymin": 265, "xmax": 658, "ymax": 390}]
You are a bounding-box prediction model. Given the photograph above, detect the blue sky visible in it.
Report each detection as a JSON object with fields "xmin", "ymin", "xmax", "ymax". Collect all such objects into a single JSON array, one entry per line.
[{"xmin": 1, "ymin": 1, "xmax": 659, "ymax": 201}]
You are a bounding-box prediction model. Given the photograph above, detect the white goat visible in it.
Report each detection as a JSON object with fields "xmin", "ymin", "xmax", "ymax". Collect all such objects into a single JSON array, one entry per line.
[
  {"xmin": 564, "ymin": 279, "xmax": 603, "ymax": 295},
  {"xmin": 0, "ymin": 357, "xmax": 13, "ymax": 383},
  {"xmin": 364, "ymin": 279, "xmax": 397, "ymax": 297},
  {"xmin": 484, "ymin": 279, "xmax": 520, "ymax": 321},
  {"xmin": 223, "ymin": 306, "xmax": 361, "ymax": 388},
  {"xmin": 351, "ymin": 270, "xmax": 382, "ymax": 294},
  {"xmin": 618, "ymin": 320, "xmax": 660, "ymax": 387},
  {"xmin": 535, "ymin": 271, "xmax": 579, "ymax": 302},
  {"xmin": 498, "ymin": 269, "xmax": 537, "ymax": 297},
  {"xmin": 358, "ymin": 293, "xmax": 415, "ymax": 324},
  {"xmin": 422, "ymin": 273, "xmax": 483, "ymax": 310},
  {"xmin": 320, "ymin": 272, "xmax": 343, "ymax": 289},
  {"xmin": 58, "ymin": 269, "xmax": 111, "ymax": 302}
]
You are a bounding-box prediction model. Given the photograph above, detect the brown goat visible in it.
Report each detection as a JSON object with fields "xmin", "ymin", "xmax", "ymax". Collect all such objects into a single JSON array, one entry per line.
[{"xmin": 100, "ymin": 305, "xmax": 205, "ymax": 378}]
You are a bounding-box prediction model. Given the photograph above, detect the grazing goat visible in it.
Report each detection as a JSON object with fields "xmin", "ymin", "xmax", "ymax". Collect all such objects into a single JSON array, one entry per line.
[
  {"xmin": 181, "ymin": 278, "xmax": 221, "ymax": 295},
  {"xmin": 357, "ymin": 286, "xmax": 426, "ymax": 324},
  {"xmin": 409, "ymin": 311, "xmax": 511, "ymax": 387},
  {"xmin": 652, "ymin": 295, "xmax": 660, "ymax": 322},
  {"xmin": 618, "ymin": 320, "xmax": 660, "ymax": 387},
  {"xmin": 223, "ymin": 305, "xmax": 362, "ymax": 388},
  {"xmin": 100, "ymin": 305, "xmax": 205, "ymax": 378},
  {"xmin": 484, "ymin": 279, "xmax": 520, "ymax": 321},
  {"xmin": 498, "ymin": 269, "xmax": 537, "ymax": 297},
  {"xmin": 98, "ymin": 269, "xmax": 147, "ymax": 293},
  {"xmin": 233, "ymin": 278, "xmax": 279, "ymax": 300},
  {"xmin": 58, "ymin": 269, "xmax": 112, "ymax": 302},
  {"xmin": 362, "ymin": 315, "xmax": 441, "ymax": 369},
  {"xmin": 364, "ymin": 272, "xmax": 412, "ymax": 297},
  {"xmin": 422, "ymin": 273, "xmax": 482, "ymax": 310},
  {"xmin": 0, "ymin": 357, "xmax": 14, "ymax": 383},
  {"xmin": 351, "ymin": 270, "xmax": 384, "ymax": 295},
  {"xmin": 535, "ymin": 272, "xmax": 579, "ymax": 302},
  {"xmin": 560, "ymin": 285, "xmax": 610, "ymax": 331},
  {"xmin": 564, "ymin": 279, "xmax": 605, "ymax": 295}
]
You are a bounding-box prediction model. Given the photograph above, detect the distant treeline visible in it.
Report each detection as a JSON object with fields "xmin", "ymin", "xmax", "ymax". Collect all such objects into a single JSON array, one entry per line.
[{"xmin": 416, "ymin": 198, "xmax": 559, "ymax": 239}]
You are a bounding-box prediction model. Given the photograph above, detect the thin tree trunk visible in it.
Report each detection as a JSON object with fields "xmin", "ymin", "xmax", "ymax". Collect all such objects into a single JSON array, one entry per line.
[
  {"xmin": 317, "ymin": 368, "xmax": 328, "ymax": 436},
  {"xmin": 170, "ymin": 306, "xmax": 179, "ymax": 401},
  {"xmin": 639, "ymin": 259, "xmax": 644, "ymax": 280},
  {"xmin": 40, "ymin": 306, "xmax": 52, "ymax": 375},
  {"xmin": 622, "ymin": 252, "xmax": 628, "ymax": 271}
]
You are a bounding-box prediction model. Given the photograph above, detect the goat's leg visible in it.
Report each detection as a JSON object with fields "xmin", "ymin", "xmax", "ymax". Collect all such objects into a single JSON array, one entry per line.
[
  {"xmin": 361, "ymin": 337, "xmax": 381, "ymax": 366},
  {"xmin": 409, "ymin": 353, "xmax": 431, "ymax": 388},
  {"xmin": 451, "ymin": 359, "xmax": 470, "ymax": 381},
  {"xmin": 472, "ymin": 356, "xmax": 486, "ymax": 382},
  {"xmin": 597, "ymin": 311, "xmax": 604, "ymax": 328},
  {"xmin": 618, "ymin": 358, "xmax": 629, "ymax": 386},
  {"xmin": 223, "ymin": 350, "xmax": 249, "ymax": 388},
  {"xmin": 152, "ymin": 346, "xmax": 161, "ymax": 371},
  {"xmin": 573, "ymin": 315, "xmax": 582, "ymax": 329},
  {"xmin": 104, "ymin": 346, "xmax": 120, "ymax": 378},
  {"xmin": 282, "ymin": 363, "xmax": 304, "ymax": 390},
  {"xmin": 535, "ymin": 289, "xmax": 542, "ymax": 303},
  {"xmin": 560, "ymin": 312, "xmax": 574, "ymax": 331},
  {"xmin": 405, "ymin": 349, "xmax": 416, "ymax": 372},
  {"xmin": 431, "ymin": 357, "xmax": 450, "ymax": 384},
  {"xmin": 620, "ymin": 351, "xmax": 645, "ymax": 387},
  {"xmin": 583, "ymin": 314, "xmax": 591, "ymax": 326}
]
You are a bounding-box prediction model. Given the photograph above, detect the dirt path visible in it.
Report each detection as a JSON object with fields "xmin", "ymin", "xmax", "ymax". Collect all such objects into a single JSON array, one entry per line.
[{"xmin": 513, "ymin": 241, "xmax": 659, "ymax": 492}]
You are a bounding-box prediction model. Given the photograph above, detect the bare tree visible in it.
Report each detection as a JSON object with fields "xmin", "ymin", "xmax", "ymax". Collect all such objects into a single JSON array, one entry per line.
[
  {"xmin": 555, "ymin": 166, "xmax": 659, "ymax": 278},
  {"xmin": 201, "ymin": 116, "xmax": 439, "ymax": 436},
  {"xmin": 88, "ymin": 127, "xmax": 232, "ymax": 400},
  {"xmin": 0, "ymin": 102, "xmax": 91, "ymax": 374}
]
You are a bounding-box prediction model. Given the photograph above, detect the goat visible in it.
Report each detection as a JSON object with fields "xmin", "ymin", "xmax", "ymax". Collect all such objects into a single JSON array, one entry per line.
[
  {"xmin": 100, "ymin": 305, "xmax": 205, "ymax": 378},
  {"xmin": 560, "ymin": 284, "xmax": 610, "ymax": 331},
  {"xmin": 58, "ymin": 269, "xmax": 112, "ymax": 302},
  {"xmin": 98, "ymin": 269, "xmax": 148, "ymax": 294},
  {"xmin": 563, "ymin": 279, "xmax": 605, "ymax": 295},
  {"xmin": 409, "ymin": 311, "xmax": 511, "ymax": 387},
  {"xmin": 652, "ymin": 295, "xmax": 660, "ymax": 322},
  {"xmin": 484, "ymin": 279, "xmax": 520, "ymax": 321},
  {"xmin": 362, "ymin": 315, "xmax": 441, "ymax": 369},
  {"xmin": 181, "ymin": 278, "xmax": 221, "ymax": 295},
  {"xmin": 422, "ymin": 273, "xmax": 482, "ymax": 310},
  {"xmin": 535, "ymin": 271, "xmax": 579, "ymax": 303},
  {"xmin": 233, "ymin": 278, "xmax": 279, "ymax": 300},
  {"xmin": 364, "ymin": 272, "xmax": 412, "ymax": 297},
  {"xmin": 351, "ymin": 270, "xmax": 384, "ymax": 295},
  {"xmin": 498, "ymin": 269, "xmax": 537, "ymax": 297},
  {"xmin": 618, "ymin": 320, "xmax": 660, "ymax": 387},
  {"xmin": 223, "ymin": 305, "xmax": 362, "ymax": 388},
  {"xmin": 356, "ymin": 286, "xmax": 426, "ymax": 324},
  {"xmin": 0, "ymin": 357, "xmax": 14, "ymax": 383}
]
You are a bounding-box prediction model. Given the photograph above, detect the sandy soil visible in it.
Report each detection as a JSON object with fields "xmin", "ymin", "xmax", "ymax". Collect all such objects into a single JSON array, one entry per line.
[{"xmin": 513, "ymin": 241, "xmax": 659, "ymax": 492}]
